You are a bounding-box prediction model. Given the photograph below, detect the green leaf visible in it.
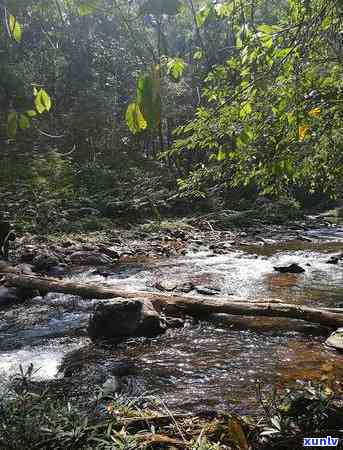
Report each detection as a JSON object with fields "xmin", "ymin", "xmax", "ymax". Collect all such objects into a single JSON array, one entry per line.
[
  {"xmin": 214, "ymin": 3, "xmax": 234, "ymax": 18},
  {"xmin": 167, "ymin": 58, "xmax": 186, "ymax": 82},
  {"xmin": 216, "ymin": 149, "xmax": 226, "ymax": 161},
  {"xmin": 8, "ymin": 15, "xmax": 22, "ymax": 43},
  {"xmin": 257, "ymin": 24, "xmax": 280, "ymax": 34},
  {"xmin": 40, "ymin": 89, "xmax": 52, "ymax": 111},
  {"xmin": 35, "ymin": 89, "xmax": 52, "ymax": 114},
  {"xmin": 240, "ymin": 102, "xmax": 252, "ymax": 119},
  {"xmin": 196, "ymin": 6, "xmax": 211, "ymax": 27},
  {"xmin": 7, "ymin": 112, "xmax": 18, "ymax": 138},
  {"xmin": 19, "ymin": 114, "xmax": 30, "ymax": 130},
  {"xmin": 136, "ymin": 73, "xmax": 161, "ymax": 129},
  {"xmin": 126, "ymin": 102, "xmax": 147, "ymax": 134},
  {"xmin": 26, "ymin": 110, "xmax": 37, "ymax": 118}
]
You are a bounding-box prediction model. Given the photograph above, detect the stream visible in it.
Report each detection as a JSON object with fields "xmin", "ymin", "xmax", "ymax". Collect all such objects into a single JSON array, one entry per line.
[{"xmin": 1, "ymin": 228, "xmax": 343, "ymax": 414}]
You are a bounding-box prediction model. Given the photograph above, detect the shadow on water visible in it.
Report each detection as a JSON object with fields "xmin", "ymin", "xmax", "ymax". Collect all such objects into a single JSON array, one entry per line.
[{"xmin": 1, "ymin": 227, "xmax": 343, "ymax": 414}]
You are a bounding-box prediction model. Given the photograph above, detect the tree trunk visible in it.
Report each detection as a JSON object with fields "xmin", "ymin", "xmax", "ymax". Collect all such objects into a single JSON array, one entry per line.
[{"xmin": 2, "ymin": 272, "xmax": 343, "ymax": 328}]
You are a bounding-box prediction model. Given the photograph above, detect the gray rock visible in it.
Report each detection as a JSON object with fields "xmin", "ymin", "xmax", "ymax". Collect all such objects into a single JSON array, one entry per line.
[
  {"xmin": 88, "ymin": 299, "xmax": 166, "ymax": 340},
  {"xmin": 326, "ymin": 328, "xmax": 343, "ymax": 350},
  {"xmin": 70, "ymin": 251, "xmax": 113, "ymax": 265}
]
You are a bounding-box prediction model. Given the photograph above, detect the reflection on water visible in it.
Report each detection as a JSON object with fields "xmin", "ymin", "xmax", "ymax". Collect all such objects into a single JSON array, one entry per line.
[{"xmin": 1, "ymin": 228, "xmax": 343, "ymax": 413}]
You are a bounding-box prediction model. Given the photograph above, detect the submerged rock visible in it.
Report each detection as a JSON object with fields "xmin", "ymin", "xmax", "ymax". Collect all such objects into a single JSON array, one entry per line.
[
  {"xmin": 88, "ymin": 299, "xmax": 166, "ymax": 341},
  {"xmin": 274, "ymin": 263, "xmax": 305, "ymax": 274},
  {"xmin": 326, "ymin": 328, "xmax": 343, "ymax": 350}
]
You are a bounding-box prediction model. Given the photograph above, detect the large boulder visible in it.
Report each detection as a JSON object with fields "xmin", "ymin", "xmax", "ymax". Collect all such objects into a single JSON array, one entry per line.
[{"xmin": 88, "ymin": 299, "xmax": 166, "ymax": 341}]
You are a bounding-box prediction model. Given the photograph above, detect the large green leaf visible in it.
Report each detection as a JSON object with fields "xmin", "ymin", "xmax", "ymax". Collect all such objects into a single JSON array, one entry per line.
[
  {"xmin": 8, "ymin": 15, "xmax": 22, "ymax": 43},
  {"xmin": 7, "ymin": 112, "xmax": 18, "ymax": 138},
  {"xmin": 126, "ymin": 102, "xmax": 147, "ymax": 134},
  {"xmin": 167, "ymin": 58, "xmax": 186, "ymax": 82},
  {"xmin": 136, "ymin": 73, "xmax": 161, "ymax": 129},
  {"xmin": 35, "ymin": 89, "xmax": 52, "ymax": 114},
  {"xmin": 141, "ymin": 0, "xmax": 181, "ymax": 16}
]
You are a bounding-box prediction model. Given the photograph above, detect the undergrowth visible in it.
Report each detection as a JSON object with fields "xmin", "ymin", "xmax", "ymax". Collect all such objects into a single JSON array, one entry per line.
[{"xmin": 0, "ymin": 365, "xmax": 342, "ymax": 449}]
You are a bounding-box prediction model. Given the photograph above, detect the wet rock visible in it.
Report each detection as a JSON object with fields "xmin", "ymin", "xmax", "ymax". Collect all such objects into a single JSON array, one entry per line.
[
  {"xmin": 195, "ymin": 286, "xmax": 221, "ymax": 296},
  {"xmin": 177, "ymin": 282, "xmax": 195, "ymax": 293},
  {"xmin": 88, "ymin": 299, "xmax": 166, "ymax": 341},
  {"xmin": 326, "ymin": 256, "xmax": 339, "ymax": 265},
  {"xmin": 70, "ymin": 251, "xmax": 113, "ymax": 265},
  {"xmin": 326, "ymin": 328, "xmax": 343, "ymax": 350},
  {"xmin": 33, "ymin": 252, "xmax": 60, "ymax": 272},
  {"xmin": 97, "ymin": 245, "xmax": 121, "ymax": 260},
  {"xmin": 274, "ymin": 263, "xmax": 305, "ymax": 274}
]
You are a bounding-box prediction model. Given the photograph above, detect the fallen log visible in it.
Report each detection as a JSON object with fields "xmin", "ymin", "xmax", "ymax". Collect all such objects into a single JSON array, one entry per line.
[{"xmin": 2, "ymin": 272, "xmax": 343, "ymax": 328}]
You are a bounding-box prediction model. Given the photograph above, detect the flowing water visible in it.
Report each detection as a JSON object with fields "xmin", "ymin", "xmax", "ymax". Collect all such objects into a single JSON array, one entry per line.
[{"xmin": 1, "ymin": 229, "xmax": 343, "ymax": 414}]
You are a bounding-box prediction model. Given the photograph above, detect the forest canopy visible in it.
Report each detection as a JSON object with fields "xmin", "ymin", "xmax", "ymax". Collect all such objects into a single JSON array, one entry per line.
[{"xmin": 1, "ymin": 0, "xmax": 343, "ymax": 213}]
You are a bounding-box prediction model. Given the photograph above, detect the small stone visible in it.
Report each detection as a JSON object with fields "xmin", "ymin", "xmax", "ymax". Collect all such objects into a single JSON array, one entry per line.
[{"xmin": 274, "ymin": 263, "xmax": 305, "ymax": 274}]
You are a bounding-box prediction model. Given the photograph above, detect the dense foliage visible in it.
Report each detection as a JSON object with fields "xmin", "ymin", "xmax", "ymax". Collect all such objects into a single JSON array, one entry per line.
[{"xmin": 1, "ymin": 0, "xmax": 342, "ymax": 226}]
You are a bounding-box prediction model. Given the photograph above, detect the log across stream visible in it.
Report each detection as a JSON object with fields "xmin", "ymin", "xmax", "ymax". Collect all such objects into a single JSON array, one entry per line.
[{"xmin": 2, "ymin": 272, "xmax": 343, "ymax": 328}]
